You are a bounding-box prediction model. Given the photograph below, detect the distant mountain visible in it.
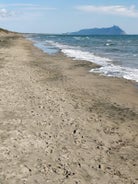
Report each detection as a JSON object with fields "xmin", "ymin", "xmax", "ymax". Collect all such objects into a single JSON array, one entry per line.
[{"xmin": 68, "ymin": 26, "xmax": 126, "ymax": 35}]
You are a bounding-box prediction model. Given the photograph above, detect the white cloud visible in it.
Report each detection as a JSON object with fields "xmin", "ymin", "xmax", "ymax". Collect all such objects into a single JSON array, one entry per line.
[
  {"xmin": 0, "ymin": 4, "xmax": 56, "ymax": 19},
  {"xmin": 0, "ymin": 3, "xmax": 56, "ymax": 11},
  {"xmin": 76, "ymin": 5, "xmax": 138, "ymax": 17},
  {"xmin": 0, "ymin": 8, "xmax": 15, "ymax": 17}
]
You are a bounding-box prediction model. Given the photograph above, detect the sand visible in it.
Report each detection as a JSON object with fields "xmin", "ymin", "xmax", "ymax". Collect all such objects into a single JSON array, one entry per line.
[{"xmin": 0, "ymin": 34, "xmax": 138, "ymax": 184}]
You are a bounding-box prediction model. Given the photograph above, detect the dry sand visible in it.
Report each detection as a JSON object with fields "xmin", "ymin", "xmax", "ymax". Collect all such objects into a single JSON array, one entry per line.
[{"xmin": 0, "ymin": 34, "xmax": 138, "ymax": 184}]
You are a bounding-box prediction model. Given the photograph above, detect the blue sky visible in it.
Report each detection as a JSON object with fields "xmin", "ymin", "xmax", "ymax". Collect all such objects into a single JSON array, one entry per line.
[{"xmin": 0, "ymin": 0, "xmax": 138, "ymax": 34}]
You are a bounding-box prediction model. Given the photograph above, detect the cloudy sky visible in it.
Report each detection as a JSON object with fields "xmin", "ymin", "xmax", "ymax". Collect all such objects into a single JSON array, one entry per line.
[{"xmin": 0, "ymin": 0, "xmax": 138, "ymax": 34}]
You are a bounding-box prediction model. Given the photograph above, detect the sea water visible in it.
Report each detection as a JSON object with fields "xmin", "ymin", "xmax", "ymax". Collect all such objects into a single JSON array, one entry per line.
[{"xmin": 26, "ymin": 34, "xmax": 138, "ymax": 82}]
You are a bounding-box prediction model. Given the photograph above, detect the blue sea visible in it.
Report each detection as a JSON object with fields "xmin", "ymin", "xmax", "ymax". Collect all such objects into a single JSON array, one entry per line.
[{"xmin": 26, "ymin": 34, "xmax": 138, "ymax": 82}]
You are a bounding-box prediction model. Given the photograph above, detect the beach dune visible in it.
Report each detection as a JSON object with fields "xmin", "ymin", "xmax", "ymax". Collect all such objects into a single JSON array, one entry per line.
[{"xmin": 0, "ymin": 33, "xmax": 138, "ymax": 184}]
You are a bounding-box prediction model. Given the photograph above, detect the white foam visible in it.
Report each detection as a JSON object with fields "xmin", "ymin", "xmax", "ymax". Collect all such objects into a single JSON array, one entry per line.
[
  {"xmin": 73, "ymin": 36, "xmax": 90, "ymax": 40},
  {"xmin": 91, "ymin": 65, "xmax": 138, "ymax": 82},
  {"xmin": 106, "ymin": 43, "xmax": 110, "ymax": 46},
  {"xmin": 26, "ymin": 36, "xmax": 138, "ymax": 83},
  {"xmin": 62, "ymin": 49, "xmax": 111, "ymax": 65},
  {"xmin": 52, "ymin": 42, "xmax": 138, "ymax": 82},
  {"xmin": 45, "ymin": 40, "xmax": 56, "ymax": 45},
  {"xmin": 48, "ymin": 41, "xmax": 111, "ymax": 66}
]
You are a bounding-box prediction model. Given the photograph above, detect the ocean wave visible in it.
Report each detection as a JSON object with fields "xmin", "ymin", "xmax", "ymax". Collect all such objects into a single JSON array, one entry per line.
[
  {"xmin": 26, "ymin": 35, "xmax": 138, "ymax": 83},
  {"xmin": 90, "ymin": 65, "xmax": 138, "ymax": 82},
  {"xmin": 50, "ymin": 41, "xmax": 138, "ymax": 82},
  {"xmin": 73, "ymin": 36, "xmax": 90, "ymax": 41},
  {"xmin": 34, "ymin": 41, "xmax": 59, "ymax": 54},
  {"xmin": 105, "ymin": 43, "xmax": 115, "ymax": 46},
  {"xmin": 47, "ymin": 41, "xmax": 111, "ymax": 65}
]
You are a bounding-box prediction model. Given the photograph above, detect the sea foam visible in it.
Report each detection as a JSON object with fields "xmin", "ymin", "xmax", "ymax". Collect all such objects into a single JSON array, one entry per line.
[
  {"xmin": 49, "ymin": 41, "xmax": 138, "ymax": 82},
  {"xmin": 48, "ymin": 42, "xmax": 138, "ymax": 82},
  {"xmin": 26, "ymin": 35, "xmax": 138, "ymax": 83}
]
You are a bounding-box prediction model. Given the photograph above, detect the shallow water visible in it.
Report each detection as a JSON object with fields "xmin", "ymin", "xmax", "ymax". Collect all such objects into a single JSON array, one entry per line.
[{"xmin": 26, "ymin": 34, "xmax": 138, "ymax": 82}]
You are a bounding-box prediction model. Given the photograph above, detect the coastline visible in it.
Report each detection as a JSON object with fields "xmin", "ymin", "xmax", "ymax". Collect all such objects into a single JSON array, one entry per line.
[
  {"xmin": 27, "ymin": 34, "xmax": 138, "ymax": 83},
  {"xmin": 0, "ymin": 33, "xmax": 138, "ymax": 184}
]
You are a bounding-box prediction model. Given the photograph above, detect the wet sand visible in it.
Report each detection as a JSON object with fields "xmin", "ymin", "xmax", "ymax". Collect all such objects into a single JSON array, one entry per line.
[{"xmin": 0, "ymin": 34, "xmax": 138, "ymax": 184}]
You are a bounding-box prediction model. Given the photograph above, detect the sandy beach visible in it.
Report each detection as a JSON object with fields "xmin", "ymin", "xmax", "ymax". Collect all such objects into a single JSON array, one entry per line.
[{"xmin": 0, "ymin": 33, "xmax": 138, "ymax": 184}]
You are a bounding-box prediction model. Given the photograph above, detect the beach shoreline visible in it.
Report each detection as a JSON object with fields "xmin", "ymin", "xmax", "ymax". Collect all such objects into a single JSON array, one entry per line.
[
  {"xmin": 27, "ymin": 34, "xmax": 138, "ymax": 83},
  {"xmin": 0, "ymin": 33, "xmax": 138, "ymax": 184}
]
